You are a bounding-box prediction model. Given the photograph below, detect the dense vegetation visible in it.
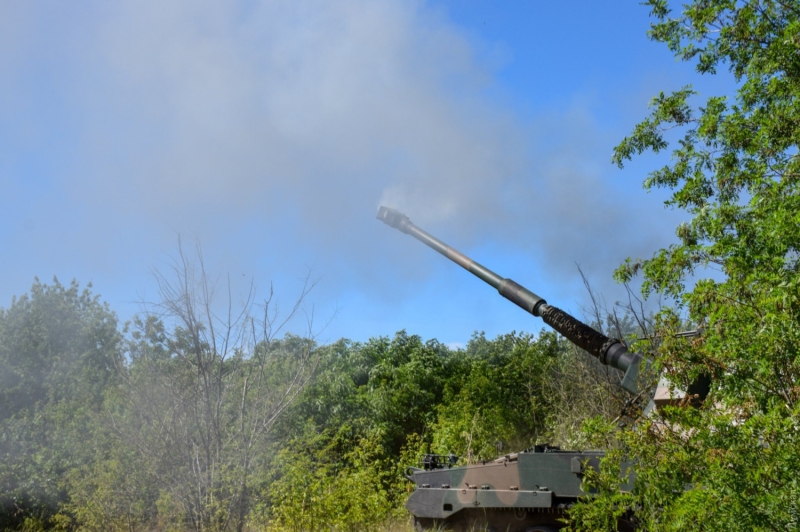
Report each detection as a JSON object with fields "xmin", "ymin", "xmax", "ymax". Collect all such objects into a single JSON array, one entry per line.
[
  {"xmin": 0, "ymin": 274, "xmax": 629, "ymax": 531},
  {"xmin": 569, "ymin": 1, "xmax": 800, "ymax": 530}
]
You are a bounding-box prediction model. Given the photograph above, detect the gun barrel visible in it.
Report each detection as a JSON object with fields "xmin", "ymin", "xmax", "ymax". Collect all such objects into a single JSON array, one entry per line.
[
  {"xmin": 376, "ymin": 206, "xmax": 644, "ymax": 391},
  {"xmin": 376, "ymin": 206, "xmax": 545, "ymax": 313}
]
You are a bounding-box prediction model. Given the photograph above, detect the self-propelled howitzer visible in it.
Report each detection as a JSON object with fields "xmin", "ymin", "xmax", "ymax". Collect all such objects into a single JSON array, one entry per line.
[{"xmin": 377, "ymin": 206, "xmax": 652, "ymax": 532}]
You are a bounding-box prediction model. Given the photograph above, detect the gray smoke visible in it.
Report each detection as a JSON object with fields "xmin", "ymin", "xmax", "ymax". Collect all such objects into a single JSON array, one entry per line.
[{"xmin": 0, "ymin": 0, "xmax": 678, "ymax": 333}]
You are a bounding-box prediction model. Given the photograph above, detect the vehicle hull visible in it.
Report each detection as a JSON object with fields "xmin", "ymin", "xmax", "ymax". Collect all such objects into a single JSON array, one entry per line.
[{"xmin": 406, "ymin": 449, "xmax": 626, "ymax": 530}]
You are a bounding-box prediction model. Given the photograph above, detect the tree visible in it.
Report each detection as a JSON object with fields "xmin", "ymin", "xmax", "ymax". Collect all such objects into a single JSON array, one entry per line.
[
  {"xmin": 0, "ymin": 278, "xmax": 122, "ymax": 529},
  {"xmin": 430, "ymin": 331, "xmax": 564, "ymax": 460},
  {"xmin": 102, "ymin": 243, "xmax": 320, "ymax": 532},
  {"xmin": 572, "ymin": 1, "xmax": 800, "ymax": 529}
]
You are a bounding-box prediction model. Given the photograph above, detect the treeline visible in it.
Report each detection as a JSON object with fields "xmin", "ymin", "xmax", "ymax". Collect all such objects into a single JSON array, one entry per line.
[{"xmin": 0, "ymin": 274, "xmax": 627, "ymax": 531}]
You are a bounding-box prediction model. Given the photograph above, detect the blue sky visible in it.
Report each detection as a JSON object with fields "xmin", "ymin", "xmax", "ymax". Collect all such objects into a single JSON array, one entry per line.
[{"xmin": 0, "ymin": 1, "xmax": 733, "ymax": 347}]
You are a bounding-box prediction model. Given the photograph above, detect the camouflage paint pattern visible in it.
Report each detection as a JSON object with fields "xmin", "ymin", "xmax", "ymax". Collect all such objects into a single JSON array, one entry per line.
[{"xmin": 406, "ymin": 450, "xmax": 605, "ymax": 520}]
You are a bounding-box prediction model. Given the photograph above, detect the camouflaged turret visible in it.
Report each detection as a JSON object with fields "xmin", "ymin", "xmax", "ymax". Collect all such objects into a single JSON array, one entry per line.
[{"xmin": 404, "ymin": 446, "xmax": 636, "ymax": 532}]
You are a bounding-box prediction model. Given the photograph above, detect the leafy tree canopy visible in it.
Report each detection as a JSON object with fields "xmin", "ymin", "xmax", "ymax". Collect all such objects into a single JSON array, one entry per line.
[
  {"xmin": 0, "ymin": 278, "xmax": 121, "ymax": 529},
  {"xmin": 571, "ymin": 1, "xmax": 800, "ymax": 529}
]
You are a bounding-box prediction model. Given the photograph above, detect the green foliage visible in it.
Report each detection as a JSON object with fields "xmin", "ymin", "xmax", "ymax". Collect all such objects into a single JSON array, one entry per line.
[
  {"xmin": 571, "ymin": 0, "xmax": 800, "ymax": 529},
  {"xmin": 0, "ymin": 278, "xmax": 121, "ymax": 530},
  {"xmin": 263, "ymin": 329, "xmax": 582, "ymax": 529},
  {"xmin": 0, "ymin": 272, "xmax": 629, "ymax": 531},
  {"xmin": 364, "ymin": 333, "xmax": 451, "ymax": 455},
  {"xmin": 431, "ymin": 331, "xmax": 560, "ymax": 460},
  {"xmin": 60, "ymin": 451, "xmax": 160, "ymax": 532},
  {"xmin": 264, "ymin": 431, "xmax": 397, "ymax": 532},
  {"xmin": 565, "ymin": 447, "xmax": 636, "ymax": 532},
  {"xmin": 111, "ymin": 317, "xmax": 318, "ymax": 531},
  {"xmin": 0, "ymin": 278, "xmax": 121, "ymax": 416}
]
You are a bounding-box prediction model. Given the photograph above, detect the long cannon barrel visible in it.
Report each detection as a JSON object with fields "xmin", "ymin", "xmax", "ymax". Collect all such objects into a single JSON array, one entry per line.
[{"xmin": 377, "ymin": 206, "xmax": 645, "ymax": 393}]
